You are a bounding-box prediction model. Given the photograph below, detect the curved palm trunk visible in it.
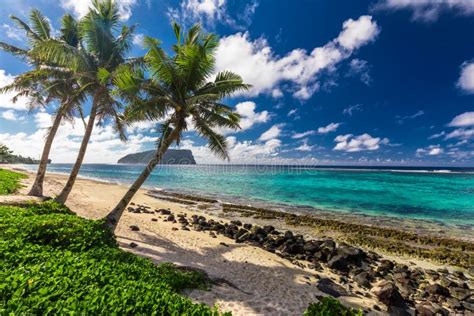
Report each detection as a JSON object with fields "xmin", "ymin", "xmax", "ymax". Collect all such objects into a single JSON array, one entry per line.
[
  {"xmin": 105, "ymin": 130, "xmax": 178, "ymax": 231},
  {"xmin": 28, "ymin": 112, "xmax": 63, "ymax": 196},
  {"xmin": 54, "ymin": 99, "xmax": 99, "ymax": 204}
]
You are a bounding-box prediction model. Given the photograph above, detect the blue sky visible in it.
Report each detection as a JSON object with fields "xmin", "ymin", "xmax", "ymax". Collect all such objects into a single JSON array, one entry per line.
[{"xmin": 0, "ymin": 0, "xmax": 473, "ymax": 165}]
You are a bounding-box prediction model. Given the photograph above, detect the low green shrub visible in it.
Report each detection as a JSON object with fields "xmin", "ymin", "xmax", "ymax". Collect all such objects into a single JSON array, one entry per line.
[
  {"xmin": 304, "ymin": 297, "xmax": 363, "ymax": 316},
  {"xmin": 0, "ymin": 168, "xmax": 27, "ymax": 195},
  {"xmin": 0, "ymin": 203, "xmax": 225, "ymax": 315}
]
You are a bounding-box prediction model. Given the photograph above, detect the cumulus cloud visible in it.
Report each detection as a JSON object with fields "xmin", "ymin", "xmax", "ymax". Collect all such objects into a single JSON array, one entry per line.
[
  {"xmin": 295, "ymin": 139, "xmax": 316, "ymax": 152},
  {"xmin": 216, "ymin": 101, "xmax": 269, "ymax": 135},
  {"xmin": 292, "ymin": 130, "xmax": 316, "ymax": 139},
  {"xmin": 215, "ymin": 15, "xmax": 380, "ymax": 100},
  {"xmin": 333, "ymin": 133, "xmax": 389, "ymax": 152},
  {"xmin": 374, "ymin": 0, "xmax": 474, "ymax": 22},
  {"xmin": 60, "ymin": 0, "xmax": 138, "ymax": 20},
  {"xmin": 168, "ymin": 0, "xmax": 258, "ymax": 30},
  {"xmin": 0, "ymin": 69, "xmax": 30, "ymax": 110},
  {"xmin": 0, "ymin": 112, "xmax": 154, "ymax": 163},
  {"xmin": 1, "ymin": 109, "xmax": 22, "ymax": 121},
  {"xmin": 259, "ymin": 124, "xmax": 283, "ymax": 142},
  {"xmin": 132, "ymin": 33, "xmax": 145, "ymax": 48},
  {"xmin": 448, "ymin": 111, "xmax": 474, "ymax": 127},
  {"xmin": 445, "ymin": 128, "xmax": 474, "ymax": 141},
  {"xmin": 416, "ymin": 145, "xmax": 443, "ymax": 156},
  {"xmin": 317, "ymin": 122, "xmax": 341, "ymax": 134},
  {"xmin": 458, "ymin": 62, "xmax": 474, "ymax": 94}
]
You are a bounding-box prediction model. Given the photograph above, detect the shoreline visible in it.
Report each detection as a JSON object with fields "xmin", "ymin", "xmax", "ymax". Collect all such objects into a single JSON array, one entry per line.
[
  {"xmin": 15, "ymin": 164, "xmax": 474, "ymax": 238},
  {"xmin": 3, "ymin": 165, "xmax": 474, "ymax": 315}
]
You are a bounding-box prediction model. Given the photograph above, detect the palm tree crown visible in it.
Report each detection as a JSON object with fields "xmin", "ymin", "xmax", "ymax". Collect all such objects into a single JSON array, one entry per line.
[{"xmin": 105, "ymin": 22, "xmax": 251, "ymax": 230}]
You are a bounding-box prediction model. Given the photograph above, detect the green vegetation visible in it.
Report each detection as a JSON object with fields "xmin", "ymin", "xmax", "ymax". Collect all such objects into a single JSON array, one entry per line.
[
  {"xmin": 0, "ymin": 201, "xmax": 225, "ymax": 314},
  {"xmin": 0, "ymin": 144, "xmax": 42, "ymax": 165},
  {"xmin": 304, "ymin": 297, "xmax": 362, "ymax": 316},
  {"xmin": 0, "ymin": 168, "xmax": 27, "ymax": 195}
]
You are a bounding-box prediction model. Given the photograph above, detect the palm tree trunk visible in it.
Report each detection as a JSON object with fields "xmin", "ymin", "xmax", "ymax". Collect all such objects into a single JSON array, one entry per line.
[
  {"xmin": 28, "ymin": 112, "xmax": 63, "ymax": 197},
  {"xmin": 55, "ymin": 98, "xmax": 99, "ymax": 204},
  {"xmin": 105, "ymin": 129, "xmax": 178, "ymax": 231}
]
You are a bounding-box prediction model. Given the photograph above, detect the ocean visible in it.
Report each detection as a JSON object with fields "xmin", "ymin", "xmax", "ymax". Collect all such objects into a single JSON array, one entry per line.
[{"xmin": 22, "ymin": 164, "xmax": 474, "ymax": 226}]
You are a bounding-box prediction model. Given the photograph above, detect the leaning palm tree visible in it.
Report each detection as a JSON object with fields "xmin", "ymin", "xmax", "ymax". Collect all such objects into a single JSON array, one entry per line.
[
  {"xmin": 31, "ymin": 0, "xmax": 136, "ymax": 203},
  {"xmin": 104, "ymin": 23, "xmax": 250, "ymax": 231},
  {"xmin": 0, "ymin": 11, "xmax": 86, "ymax": 196}
]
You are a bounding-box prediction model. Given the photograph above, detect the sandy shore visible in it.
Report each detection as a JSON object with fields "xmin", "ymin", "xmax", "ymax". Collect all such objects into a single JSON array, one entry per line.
[{"xmin": 3, "ymin": 166, "xmax": 473, "ymax": 315}]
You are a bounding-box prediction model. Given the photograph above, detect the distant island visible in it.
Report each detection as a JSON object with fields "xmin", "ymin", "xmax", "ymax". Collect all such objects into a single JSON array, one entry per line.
[
  {"xmin": 117, "ymin": 149, "xmax": 196, "ymax": 164},
  {"xmin": 0, "ymin": 144, "xmax": 49, "ymax": 164}
]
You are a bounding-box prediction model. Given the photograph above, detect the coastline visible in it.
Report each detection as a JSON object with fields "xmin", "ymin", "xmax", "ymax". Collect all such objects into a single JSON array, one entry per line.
[{"xmin": 3, "ymin": 165, "xmax": 474, "ymax": 315}]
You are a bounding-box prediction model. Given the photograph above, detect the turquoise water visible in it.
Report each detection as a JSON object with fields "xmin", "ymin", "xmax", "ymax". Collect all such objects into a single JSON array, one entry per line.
[{"xmin": 22, "ymin": 164, "xmax": 474, "ymax": 225}]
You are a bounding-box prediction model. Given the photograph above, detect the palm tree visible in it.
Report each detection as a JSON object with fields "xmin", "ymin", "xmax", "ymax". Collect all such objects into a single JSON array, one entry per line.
[
  {"xmin": 31, "ymin": 0, "xmax": 136, "ymax": 203},
  {"xmin": 104, "ymin": 23, "xmax": 250, "ymax": 231},
  {"xmin": 0, "ymin": 11, "xmax": 86, "ymax": 197}
]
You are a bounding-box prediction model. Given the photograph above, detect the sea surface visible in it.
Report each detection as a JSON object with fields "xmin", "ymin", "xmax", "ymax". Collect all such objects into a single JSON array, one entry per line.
[{"xmin": 22, "ymin": 164, "xmax": 474, "ymax": 226}]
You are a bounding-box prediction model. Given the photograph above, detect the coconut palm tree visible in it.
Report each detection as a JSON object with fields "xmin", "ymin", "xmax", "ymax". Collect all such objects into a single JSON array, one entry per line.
[
  {"xmin": 31, "ymin": 0, "xmax": 136, "ymax": 203},
  {"xmin": 104, "ymin": 23, "xmax": 250, "ymax": 231},
  {"xmin": 0, "ymin": 11, "xmax": 86, "ymax": 197}
]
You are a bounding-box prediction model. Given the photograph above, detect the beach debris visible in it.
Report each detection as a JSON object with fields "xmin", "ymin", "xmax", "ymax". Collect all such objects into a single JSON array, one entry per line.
[{"xmin": 129, "ymin": 225, "xmax": 140, "ymax": 231}]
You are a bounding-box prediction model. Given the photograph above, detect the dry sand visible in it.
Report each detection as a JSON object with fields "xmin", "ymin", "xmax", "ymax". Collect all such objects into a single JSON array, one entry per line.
[{"xmin": 3, "ymin": 166, "xmax": 448, "ymax": 315}]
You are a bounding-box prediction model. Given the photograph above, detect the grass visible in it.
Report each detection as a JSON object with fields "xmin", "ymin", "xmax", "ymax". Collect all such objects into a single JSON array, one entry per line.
[
  {"xmin": 303, "ymin": 297, "xmax": 362, "ymax": 316},
  {"xmin": 0, "ymin": 168, "xmax": 27, "ymax": 195},
  {"xmin": 0, "ymin": 201, "xmax": 225, "ymax": 314}
]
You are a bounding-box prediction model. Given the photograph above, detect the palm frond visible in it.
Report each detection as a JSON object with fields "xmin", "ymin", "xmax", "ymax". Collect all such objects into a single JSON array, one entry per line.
[
  {"xmin": 0, "ymin": 42, "xmax": 28, "ymax": 57},
  {"xmin": 193, "ymin": 115, "xmax": 229, "ymax": 160},
  {"xmin": 10, "ymin": 15, "xmax": 40, "ymax": 42},
  {"xmin": 30, "ymin": 9, "xmax": 51, "ymax": 40}
]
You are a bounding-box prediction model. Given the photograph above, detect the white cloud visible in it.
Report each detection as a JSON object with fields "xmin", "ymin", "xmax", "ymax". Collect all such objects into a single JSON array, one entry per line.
[
  {"xmin": 132, "ymin": 33, "xmax": 145, "ymax": 48},
  {"xmin": 60, "ymin": 0, "xmax": 137, "ymax": 21},
  {"xmin": 259, "ymin": 124, "xmax": 283, "ymax": 142},
  {"xmin": 416, "ymin": 145, "xmax": 443, "ymax": 156},
  {"xmin": 0, "ymin": 69, "xmax": 30, "ymax": 110},
  {"xmin": 337, "ymin": 16, "xmax": 380, "ymax": 50},
  {"xmin": 0, "ymin": 112, "xmax": 154, "ymax": 163},
  {"xmin": 287, "ymin": 108, "xmax": 298, "ymax": 117},
  {"xmin": 448, "ymin": 111, "xmax": 474, "ymax": 127},
  {"xmin": 317, "ymin": 122, "xmax": 341, "ymax": 134},
  {"xmin": 292, "ymin": 130, "xmax": 316, "ymax": 139},
  {"xmin": 295, "ymin": 139, "xmax": 316, "ymax": 152},
  {"xmin": 428, "ymin": 131, "xmax": 446, "ymax": 139},
  {"xmin": 458, "ymin": 62, "xmax": 474, "ymax": 94},
  {"xmin": 214, "ymin": 101, "xmax": 269, "ymax": 135},
  {"xmin": 2, "ymin": 23, "xmax": 23, "ymax": 41},
  {"xmin": 168, "ymin": 0, "xmax": 258, "ymax": 30},
  {"xmin": 333, "ymin": 133, "xmax": 389, "ymax": 152},
  {"xmin": 342, "ymin": 104, "xmax": 363, "ymax": 116},
  {"xmin": 445, "ymin": 128, "xmax": 474, "ymax": 141},
  {"xmin": 348, "ymin": 59, "xmax": 371, "ymax": 85},
  {"xmin": 1, "ymin": 109, "xmax": 21, "ymax": 121},
  {"xmin": 215, "ymin": 15, "xmax": 380, "ymax": 99},
  {"xmin": 375, "ymin": 0, "xmax": 474, "ymax": 21},
  {"xmin": 396, "ymin": 110, "xmax": 424, "ymax": 124}
]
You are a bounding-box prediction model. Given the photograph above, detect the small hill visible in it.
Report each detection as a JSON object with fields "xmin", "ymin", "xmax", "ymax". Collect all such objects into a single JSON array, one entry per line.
[{"xmin": 117, "ymin": 149, "xmax": 196, "ymax": 164}]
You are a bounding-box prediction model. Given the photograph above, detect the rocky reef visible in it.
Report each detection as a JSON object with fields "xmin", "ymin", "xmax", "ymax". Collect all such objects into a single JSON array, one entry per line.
[{"xmin": 126, "ymin": 202, "xmax": 474, "ymax": 315}]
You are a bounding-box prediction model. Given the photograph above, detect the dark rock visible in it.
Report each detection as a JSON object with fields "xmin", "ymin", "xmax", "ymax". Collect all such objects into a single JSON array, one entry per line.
[
  {"xmin": 151, "ymin": 218, "xmax": 158, "ymax": 222},
  {"xmin": 373, "ymin": 281, "xmax": 407, "ymax": 310},
  {"xmin": 321, "ymin": 239, "xmax": 336, "ymax": 250},
  {"xmin": 129, "ymin": 242, "xmax": 138, "ymax": 248},
  {"xmin": 158, "ymin": 209, "xmax": 171, "ymax": 215},
  {"xmin": 262, "ymin": 225, "xmax": 275, "ymax": 234},
  {"xmin": 327, "ymin": 255, "xmax": 349, "ymax": 272},
  {"xmin": 425, "ymin": 284, "xmax": 450, "ymax": 297},
  {"xmin": 303, "ymin": 240, "xmax": 321, "ymax": 254},
  {"xmin": 172, "ymin": 227, "xmax": 178, "ymax": 231},
  {"xmin": 284, "ymin": 231, "xmax": 293, "ymax": 239},
  {"xmin": 230, "ymin": 220, "xmax": 242, "ymax": 226},
  {"xmin": 219, "ymin": 242, "xmax": 229, "ymax": 247},
  {"xmin": 129, "ymin": 225, "xmax": 140, "ymax": 231},
  {"xmin": 181, "ymin": 226, "xmax": 190, "ymax": 231},
  {"xmin": 453, "ymin": 270, "xmax": 466, "ymax": 280},
  {"xmin": 468, "ymin": 267, "xmax": 474, "ymax": 277},
  {"xmin": 209, "ymin": 232, "xmax": 217, "ymax": 238},
  {"xmin": 353, "ymin": 272, "xmax": 371, "ymax": 288},
  {"xmin": 167, "ymin": 214, "xmax": 175, "ymax": 222},
  {"xmin": 243, "ymin": 223, "xmax": 252, "ymax": 230},
  {"xmin": 316, "ymin": 278, "xmax": 349, "ymax": 297},
  {"xmin": 437, "ymin": 267, "xmax": 449, "ymax": 274}
]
